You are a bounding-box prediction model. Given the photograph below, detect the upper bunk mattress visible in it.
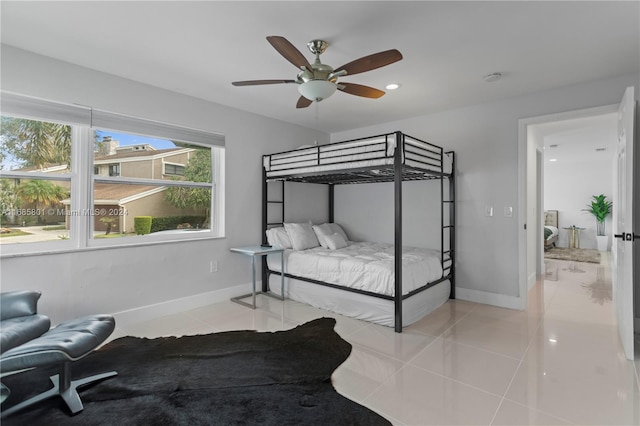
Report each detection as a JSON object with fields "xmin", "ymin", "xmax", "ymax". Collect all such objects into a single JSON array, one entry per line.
[
  {"xmin": 263, "ymin": 133, "xmax": 453, "ymax": 179},
  {"xmin": 267, "ymin": 241, "xmax": 443, "ymax": 297}
]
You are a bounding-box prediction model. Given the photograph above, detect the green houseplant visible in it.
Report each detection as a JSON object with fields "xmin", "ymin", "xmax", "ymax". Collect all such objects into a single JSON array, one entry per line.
[{"xmin": 583, "ymin": 194, "xmax": 613, "ymax": 236}]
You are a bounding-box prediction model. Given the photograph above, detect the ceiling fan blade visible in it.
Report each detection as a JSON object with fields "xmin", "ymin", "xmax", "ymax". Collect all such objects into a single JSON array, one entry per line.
[
  {"xmin": 232, "ymin": 79, "xmax": 296, "ymax": 86},
  {"xmin": 334, "ymin": 49, "xmax": 403, "ymax": 76},
  {"xmin": 338, "ymin": 82, "xmax": 385, "ymax": 99},
  {"xmin": 267, "ymin": 36, "xmax": 312, "ymax": 71},
  {"xmin": 296, "ymin": 96, "xmax": 313, "ymax": 109}
]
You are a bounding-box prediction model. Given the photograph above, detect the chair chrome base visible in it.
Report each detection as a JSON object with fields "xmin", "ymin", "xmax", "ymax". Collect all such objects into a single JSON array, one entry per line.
[{"xmin": 1, "ymin": 362, "xmax": 117, "ymax": 418}]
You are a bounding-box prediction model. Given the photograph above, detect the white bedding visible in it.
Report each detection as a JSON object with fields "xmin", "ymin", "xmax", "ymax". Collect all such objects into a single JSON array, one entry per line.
[{"xmin": 267, "ymin": 241, "xmax": 443, "ymax": 296}]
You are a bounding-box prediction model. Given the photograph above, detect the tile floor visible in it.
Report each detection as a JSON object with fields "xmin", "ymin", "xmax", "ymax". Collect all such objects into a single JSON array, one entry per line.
[{"xmin": 111, "ymin": 255, "xmax": 640, "ymax": 425}]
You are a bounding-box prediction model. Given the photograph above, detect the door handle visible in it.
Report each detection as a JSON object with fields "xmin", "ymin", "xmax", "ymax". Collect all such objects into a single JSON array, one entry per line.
[{"xmin": 614, "ymin": 233, "xmax": 640, "ymax": 241}]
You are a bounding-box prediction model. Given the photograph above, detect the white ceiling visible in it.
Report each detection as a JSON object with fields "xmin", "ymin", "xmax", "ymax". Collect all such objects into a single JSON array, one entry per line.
[
  {"xmin": 1, "ymin": 1, "xmax": 638, "ymax": 134},
  {"xmin": 538, "ymin": 112, "xmax": 618, "ymax": 165}
]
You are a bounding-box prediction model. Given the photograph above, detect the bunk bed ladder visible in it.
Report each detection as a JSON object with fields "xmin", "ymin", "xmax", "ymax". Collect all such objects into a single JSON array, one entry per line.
[
  {"xmin": 442, "ymin": 151, "xmax": 456, "ymax": 299},
  {"xmin": 261, "ymin": 168, "xmax": 285, "ymax": 292},
  {"xmin": 394, "ymin": 131, "xmax": 403, "ymax": 333}
]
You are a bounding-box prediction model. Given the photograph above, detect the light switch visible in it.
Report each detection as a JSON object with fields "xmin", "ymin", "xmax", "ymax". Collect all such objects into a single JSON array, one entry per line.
[
  {"xmin": 504, "ymin": 206, "xmax": 513, "ymax": 217},
  {"xmin": 485, "ymin": 206, "xmax": 493, "ymax": 217}
]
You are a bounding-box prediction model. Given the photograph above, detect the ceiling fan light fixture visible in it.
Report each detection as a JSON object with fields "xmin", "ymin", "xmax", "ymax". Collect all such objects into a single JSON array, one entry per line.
[{"xmin": 298, "ymin": 80, "xmax": 337, "ymax": 101}]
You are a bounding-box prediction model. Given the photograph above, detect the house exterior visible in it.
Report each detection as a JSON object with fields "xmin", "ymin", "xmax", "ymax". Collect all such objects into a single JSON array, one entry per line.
[
  {"xmin": 89, "ymin": 139, "xmax": 204, "ymax": 233},
  {"xmin": 7, "ymin": 139, "xmax": 205, "ymax": 233}
]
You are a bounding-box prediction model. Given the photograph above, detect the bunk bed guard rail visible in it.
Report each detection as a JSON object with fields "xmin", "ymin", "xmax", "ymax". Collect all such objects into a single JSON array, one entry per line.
[{"xmin": 263, "ymin": 132, "xmax": 449, "ymax": 183}]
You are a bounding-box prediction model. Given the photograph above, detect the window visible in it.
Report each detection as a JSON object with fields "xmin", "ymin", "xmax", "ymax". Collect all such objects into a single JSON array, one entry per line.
[
  {"xmin": 163, "ymin": 163, "xmax": 185, "ymax": 177},
  {"xmin": 108, "ymin": 164, "xmax": 120, "ymax": 177},
  {"xmin": 0, "ymin": 93, "xmax": 225, "ymax": 255},
  {"xmin": 0, "ymin": 117, "xmax": 73, "ymax": 245}
]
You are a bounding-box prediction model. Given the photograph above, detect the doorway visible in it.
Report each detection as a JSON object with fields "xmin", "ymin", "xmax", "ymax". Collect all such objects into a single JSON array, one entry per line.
[{"xmin": 518, "ymin": 104, "xmax": 618, "ymax": 310}]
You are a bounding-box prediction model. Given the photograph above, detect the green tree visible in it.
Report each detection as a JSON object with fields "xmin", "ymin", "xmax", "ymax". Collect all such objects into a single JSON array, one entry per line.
[
  {"xmin": 1, "ymin": 116, "xmax": 71, "ymax": 170},
  {"xmin": 0, "ymin": 178, "xmax": 20, "ymax": 224},
  {"xmin": 165, "ymin": 149, "xmax": 212, "ymax": 224},
  {"xmin": 17, "ymin": 180, "xmax": 69, "ymax": 223},
  {"xmin": 0, "ymin": 178, "xmax": 20, "ymax": 209}
]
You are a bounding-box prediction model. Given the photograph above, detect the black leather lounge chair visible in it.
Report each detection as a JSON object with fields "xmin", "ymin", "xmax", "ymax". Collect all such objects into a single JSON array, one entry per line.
[{"xmin": 0, "ymin": 290, "xmax": 117, "ymax": 418}]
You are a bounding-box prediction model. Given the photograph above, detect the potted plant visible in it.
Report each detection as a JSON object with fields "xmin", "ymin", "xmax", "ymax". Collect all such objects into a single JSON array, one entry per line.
[{"xmin": 583, "ymin": 194, "xmax": 612, "ymax": 251}]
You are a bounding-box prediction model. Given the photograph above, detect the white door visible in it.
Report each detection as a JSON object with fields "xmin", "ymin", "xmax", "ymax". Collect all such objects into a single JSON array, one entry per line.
[{"xmin": 613, "ymin": 86, "xmax": 636, "ymax": 361}]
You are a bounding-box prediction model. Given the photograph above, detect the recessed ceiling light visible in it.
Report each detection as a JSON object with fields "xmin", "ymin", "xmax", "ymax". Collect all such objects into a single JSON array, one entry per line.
[
  {"xmin": 483, "ymin": 72, "xmax": 502, "ymax": 82},
  {"xmin": 385, "ymin": 83, "xmax": 400, "ymax": 90},
  {"xmin": 549, "ymin": 158, "xmax": 558, "ymax": 162}
]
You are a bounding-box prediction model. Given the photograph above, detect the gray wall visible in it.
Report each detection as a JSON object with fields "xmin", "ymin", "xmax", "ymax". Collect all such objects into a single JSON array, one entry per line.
[
  {"xmin": 0, "ymin": 45, "xmax": 328, "ymax": 324},
  {"xmin": 330, "ymin": 73, "xmax": 639, "ymax": 307},
  {"xmin": 1, "ymin": 44, "xmax": 638, "ymax": 321}
]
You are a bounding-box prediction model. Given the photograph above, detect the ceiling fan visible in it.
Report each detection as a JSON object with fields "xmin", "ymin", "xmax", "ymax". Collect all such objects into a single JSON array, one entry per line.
[{"xmin": 232, "ymin": 36, "xmax": 403, "ymax": 109}]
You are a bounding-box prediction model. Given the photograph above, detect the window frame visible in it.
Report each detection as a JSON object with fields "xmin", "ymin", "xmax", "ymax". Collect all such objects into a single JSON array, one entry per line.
[
  {"xmin": 108, "ymin": 163, "xmax": 121, "ymax": 177},
  {"xmin": 163, "ymin": 162, "xmax": 185, "ymax": 177},
  {"xmin": 0, "ymin": 92, "xmax": 225, "ymax": 257}
]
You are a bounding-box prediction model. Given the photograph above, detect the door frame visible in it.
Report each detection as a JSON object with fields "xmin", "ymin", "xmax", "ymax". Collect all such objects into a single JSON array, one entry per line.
[{"xmin": 518, "ymin": 103, "xmax": 618, "ymax": 307}]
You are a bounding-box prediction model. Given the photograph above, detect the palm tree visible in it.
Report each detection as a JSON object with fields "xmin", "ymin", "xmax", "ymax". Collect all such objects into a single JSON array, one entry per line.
[
  {"xmin": 1, "ymin": 117, "xmax": 71, "ymax": 170},
  {"xmin": 17, "ymin": 180, "xmax": 69, "ymax": 223}
]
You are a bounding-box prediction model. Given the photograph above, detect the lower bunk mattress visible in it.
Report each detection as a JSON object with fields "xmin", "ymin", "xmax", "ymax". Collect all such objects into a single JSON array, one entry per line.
[{"xmin": 266, "ymin": 242, "xmax": 451, "ymax": 327}]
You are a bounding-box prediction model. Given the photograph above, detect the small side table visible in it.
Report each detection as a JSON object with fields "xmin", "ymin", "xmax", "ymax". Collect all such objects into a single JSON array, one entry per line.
[
  {"xmin": 563, "ymin": 226, "xmax": 586, "ymax": 249},
  {"xmin": 230, "ymin": 245, "xmax": 285, "ymax": 309}
]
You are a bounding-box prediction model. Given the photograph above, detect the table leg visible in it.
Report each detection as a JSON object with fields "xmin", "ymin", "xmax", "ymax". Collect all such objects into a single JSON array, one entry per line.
[
  {"xmin": 230, "ymin": 255, "xmax": 258, "ymax": 309},
  {"xmin": 251, "ymin": 255, "xmax": 256, "ymax": 308},
  {"xmin": 570, "ymin": 229, "xmax": 575, "ymax": 248},
  {"xmin": 280, "ymin": 251, "xmax": 285, "ymax": 300}
]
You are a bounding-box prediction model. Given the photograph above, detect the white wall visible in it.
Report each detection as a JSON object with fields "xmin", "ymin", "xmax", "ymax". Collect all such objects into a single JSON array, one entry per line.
[
  {"xmin": 330, "ymin": 73, "xmax": 639, "ymax": 308},
  {"xmin": 335, "ymin": 180, "xmax": 443, "ymax": 249},
  {"xmin": 0, "ymin": 46, "xmax": 329, "ymax": 324},
  {"xmin": 545, "ymin": 157, "xmax": 615, "ymax": 250},
  {"xmin": 527, "ymin": 126, "xmax": 544, "ymax": 288}
]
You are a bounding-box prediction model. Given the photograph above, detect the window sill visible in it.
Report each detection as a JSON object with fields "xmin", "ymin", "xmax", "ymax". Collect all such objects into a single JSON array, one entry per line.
[{"xmin": 0, "ymin": 234, "xmax": 226, "ymax": 259}]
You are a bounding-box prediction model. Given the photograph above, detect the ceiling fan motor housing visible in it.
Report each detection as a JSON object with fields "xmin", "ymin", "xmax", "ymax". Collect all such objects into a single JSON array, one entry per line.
[
  {"xmin": 296, "ymin": 63, "xmax": 337, "ymax": 84},
  {"xmin": 297, "ymin": 41, "xmax": 338, "ymax": 101}
]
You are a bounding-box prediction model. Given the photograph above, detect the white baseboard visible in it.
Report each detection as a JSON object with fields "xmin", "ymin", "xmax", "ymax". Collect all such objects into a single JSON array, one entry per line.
[
  {"xmin": 455, "ymin": 287, "xmax": 526, "ymax": 311},
  {"xmin": 113, "ymin": 282, "xmax": 253, "ymax": 327}
]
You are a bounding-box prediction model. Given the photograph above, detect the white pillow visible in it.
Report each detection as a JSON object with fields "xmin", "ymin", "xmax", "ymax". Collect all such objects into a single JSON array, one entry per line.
[
  {"xmin": 266, "ymin": 227, "xmax": 292, "ymax": 249},
  {"xmin": 328, "ymin": 223, "xmax": 349, "ymax": 241},
  {"xmin": 283, "ymin": 222, "xmax": 320, "ymax": 250},
  {"xmin": 312, "ymin": 223, "xmax": 333, "ymax": 248},
  {"xmin": 325, "ymin": 232, "xmax": 349, "ymax": 250}
]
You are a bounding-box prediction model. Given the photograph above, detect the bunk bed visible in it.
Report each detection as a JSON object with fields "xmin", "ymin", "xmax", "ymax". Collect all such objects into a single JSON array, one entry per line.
[{"xmin": 261, "ymin": 131, "xmax": 455, "ymax": 332}]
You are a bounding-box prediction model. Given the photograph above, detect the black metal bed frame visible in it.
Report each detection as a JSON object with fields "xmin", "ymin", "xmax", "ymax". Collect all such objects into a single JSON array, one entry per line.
[{"xmin": 261, "ymin": 131, "xmax": 455, "ymax": 332}]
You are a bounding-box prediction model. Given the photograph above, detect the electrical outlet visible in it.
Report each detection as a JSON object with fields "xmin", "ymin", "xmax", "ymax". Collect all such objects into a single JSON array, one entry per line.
[{"xmin": 210, "ymin": 260, "xmax": 218, "ymax": 273}]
